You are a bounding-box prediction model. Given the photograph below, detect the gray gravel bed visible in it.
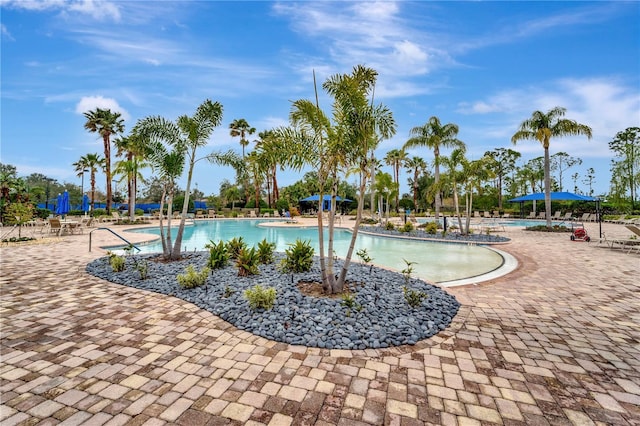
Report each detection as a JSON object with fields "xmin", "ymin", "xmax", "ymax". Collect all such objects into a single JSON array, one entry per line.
[{"xmin": 86, "ymin": 253, "xmax": 460, "ymax": 350}]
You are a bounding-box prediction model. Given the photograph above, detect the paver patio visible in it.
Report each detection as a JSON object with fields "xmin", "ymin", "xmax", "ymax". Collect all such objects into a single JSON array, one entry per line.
[{"xmin": 1, "ymin": 220, "xmax": 639, "ymax": 425}]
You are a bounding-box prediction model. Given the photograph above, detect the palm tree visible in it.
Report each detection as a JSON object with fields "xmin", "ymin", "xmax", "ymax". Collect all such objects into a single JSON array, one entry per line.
[
  {"xmin": 512, "ymin": 107, "xmax": 592, "ymax": 227},
  {"xmin": 404, "ymin": 156, "xmax": 427, "ymax": 211},
  {"xmin": 73, "ymin": 153, "xmax": 105, "ymax": 212},
  {"xmin": 136, "ymin": 99, "xmax": 225, "ymax": 260},
  {"xmin": 114, "ymin": 133, "xmax": 147, "ymax": 221},
  {"xmin": 83, "ymin": 108, "xmax": 125, "ymax": 214},
  {"xmin": 403, "ymin": 116, "xmax": 464, "ymax": 221},
  {"xmin": 441, "ymin": 148, "xmax": 467, "ymax": 232},
  {"xmin": 323, "ymin": 65, "xmax": 396, "ymax": 293},
  {"xmin": 384, "ymin": 148, "xmax": 407, "ymax": 212},
  {"xmin": 229, "ymin": 118, "xmax": 256, "ymax": 158}
]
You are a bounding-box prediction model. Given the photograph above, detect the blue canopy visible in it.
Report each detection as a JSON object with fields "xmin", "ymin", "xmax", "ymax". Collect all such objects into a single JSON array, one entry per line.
[
  {"xmin": 55, "ymin": 191, "xmax": 71, "ymax": 215},
  {"xmin": 300, "ymin": 195, "xmax": 351, "ymax": 202},
  {"xmin": 509, "ymin": 192, "xmax": 598, "ymax": 202}
]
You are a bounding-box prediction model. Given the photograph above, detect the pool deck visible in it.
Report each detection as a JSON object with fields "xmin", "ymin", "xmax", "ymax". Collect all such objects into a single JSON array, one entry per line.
[{"xmin": 1, "ymin": 219, "xmax": 639, "ymax": 425}]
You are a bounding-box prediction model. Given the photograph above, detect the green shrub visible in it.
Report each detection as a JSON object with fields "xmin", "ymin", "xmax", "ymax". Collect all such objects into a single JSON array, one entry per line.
[
  {"xmin": 236, "ymin": 247, "xmax": 260, "ymax": 277},
  {"xmin": 275, "ymin": 198, "xmax": 289, "ymax": 213},
  {"xmin": 280, "ymin": 239, "xmax": 314, "ymax": 273},
  {"xmin": 400, "ymin": 222, "xmax": 414, "ymax": 232},
  {"xmin": 226, "ymin": 237, "xmax": 247, "ymax": 259},
  {"xmin": 356, "ymin": 248, "xmax": 373, "ymax": 274},
  {"xmin": 108, "ymin": 252, "xmax": 126, "ymax": 272},
  {"xmin": 206, "ymin": 240, "xmax": 229, "ymax": 269},
  {"xmin": 132, "ymin": 258, "xmax": 149, "ymax": 279},
  {"xmin": 257, "ymin": 238, "xmax": 276, "ymax": 264},
  {"xmin": 403, "ymin": 286, "xmax": 428, "ymax": 308},
  {"xmin": 223, "ymin": 285, "xmax": 235, "ymax": 298},
  {"xmin": 385, "ymin": 221, "xmax": 395, "ymax": 230},
  {"xmin": 177, "ymin": 265, "xmax": 210, "ymax": 288},
  {"xmin": 425, "ymin": 222, "xmax": 438, "ymax": 234},
  {"xmin": 341, "ymin": 293, "xmax": 362, "ymax": 311},
  {"xmin": 244, "ymin": 284, "xmax": 276, "ymax": 310},
  {"xmin": 91, "ymin": 208, "xmax": 107, "ymax": 217}
]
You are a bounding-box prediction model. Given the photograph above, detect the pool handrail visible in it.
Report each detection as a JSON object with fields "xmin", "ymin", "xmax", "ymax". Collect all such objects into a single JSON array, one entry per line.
[{"xmin": 89, "ymin": 227, "xmax": 141, "ymax": 252}]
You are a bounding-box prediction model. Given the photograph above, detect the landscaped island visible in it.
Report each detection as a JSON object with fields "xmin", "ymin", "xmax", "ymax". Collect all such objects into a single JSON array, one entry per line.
[{"xmin": 86, "ymin": 252, "xmax": 460, "ymax": 350}]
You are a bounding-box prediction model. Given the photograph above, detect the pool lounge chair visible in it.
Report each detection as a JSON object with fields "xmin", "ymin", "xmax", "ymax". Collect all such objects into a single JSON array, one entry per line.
[
  {"xmin": 527, "ymin": 212, "xmax": 536, "ymax": 219},
  {"xmin": 553, "ymin": 211, "xmax": 562, "ymax": 219}
]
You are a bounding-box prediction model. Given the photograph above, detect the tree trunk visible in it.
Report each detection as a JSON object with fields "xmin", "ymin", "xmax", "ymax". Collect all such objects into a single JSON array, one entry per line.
[
  {"xmin": 544, "ymin": 147, "xmax": 552, "ymax": 228},
  {"xmin": 336, "ymin": 171, "xmax": 366, "ymax": 293},
  {"xmin": 434, "ymin": 155, "xmax": 441, "ymax": 221},
  {"xmin": 171, "ymin": 154, "xmax": 195, "ymax": 260},
  {"xmin": 103, "ymin": 134, "xmax": 112, "ymax": 214}
]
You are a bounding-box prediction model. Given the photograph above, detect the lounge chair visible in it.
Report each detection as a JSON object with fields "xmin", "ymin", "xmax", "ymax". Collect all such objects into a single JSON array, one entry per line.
[
  {"xmin": 249, "ymin": 210, "xmax": 257, "ymax": 218},
  {"xmin": 553, "ymin": 211, "xmax": 562, "ymax": 219},
  {"xmin": 527, "ymin": 212, "xmax": 536, "ymax": 219},
  {"xmin": 207, "ymin": 209, "xmax": 216, "ymax": 218},
  {"xmin": 578, "ymin": 213, "xmax": 590, "ymax": 222},
  {"xmin": 562, "ymin": 212, "xmax": 574, "ymax": 221},
  {"xmin": 474, "ymin": 211, "xmax": 481, "ymax": 218},
  {"xmin": 483, "ymin": 211, "xmax": 491, "ymax": 218},
  {"xmin": 492, "ymin": 210, "xmax": 500, "ymax": 218},
  {"xmin": 47, "ymin": 218, "xmax": 62, "ymax": 236}
]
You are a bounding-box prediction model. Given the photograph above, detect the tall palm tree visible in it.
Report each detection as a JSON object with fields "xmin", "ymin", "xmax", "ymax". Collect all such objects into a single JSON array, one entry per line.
[
  {"xmin": 114, "ymin": 133, "xmax": 148, "ymax": 221},
  {"xmin": 73, "ymin": 153, "xmax": 105, "ymax": 212},
  {"xmin": 404, "ymin": 156, "xmax": 427, "ymax": 211},
  {"xmin": 403, "ymin": 116, "xmax": 464, "ymax": 221},
  {"xmin": 384, "ymin": 148, "xmax": 407, "ymax": 212},
  {"xmin": 83, "ymin": 108, "xmax": 125, "ymax": 214},
  {"xmin": 441, "ymin": 148, "xmax": 467, "ymax": 232},
  {"xmin": 512, "ymin": 107, "xmax": 592, "ymax": 227},
  {"xmin": 323, "ymin": 65, "xmax": 396, "ymax": 293},
  {"xmin": 229, "ymin": 118, "xmax": 256, "ymax": 158},
  {"xmin": 136, "ymin": 99, "xmax": 225, "ymax": 260}
]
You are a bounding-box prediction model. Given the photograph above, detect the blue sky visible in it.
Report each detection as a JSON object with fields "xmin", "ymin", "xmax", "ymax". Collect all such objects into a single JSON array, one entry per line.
[{"xmin": 1, "ymin": 0, "xmax": 639, "ymax": 198}]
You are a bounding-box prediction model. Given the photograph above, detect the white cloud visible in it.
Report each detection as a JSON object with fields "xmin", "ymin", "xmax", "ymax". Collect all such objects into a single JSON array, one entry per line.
[
  {"xmin": 1, "ymin": 0, "xmax": 121, "ymax": 21},
  {"xmin": 1, "ymin": 23, "xmax": 14, "ymax": 40},
  {"xmin": 75, "ymin": 96, "xmax": 130, "ymax": 121}
]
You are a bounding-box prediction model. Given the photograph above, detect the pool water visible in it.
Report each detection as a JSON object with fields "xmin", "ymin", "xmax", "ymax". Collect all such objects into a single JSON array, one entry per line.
[{"xmin": 126, "ymin": 219, "xmax": 505, "ymax": 284}]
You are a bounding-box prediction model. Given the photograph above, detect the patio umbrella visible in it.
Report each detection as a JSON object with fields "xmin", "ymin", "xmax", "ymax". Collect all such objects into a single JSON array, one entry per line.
[
  {"xmin": 54, "ymin": 193, "xmax": 63, "ymax": 215},
  {"xmin": 82, "ymin": 194, "xmax": 89, "ymax": 213},
  {"xmin": 56, "ymin": 191, "xmax": 71, "ymax": 217}
]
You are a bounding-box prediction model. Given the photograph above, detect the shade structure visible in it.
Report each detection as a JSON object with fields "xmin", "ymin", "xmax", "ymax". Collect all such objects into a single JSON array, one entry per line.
[
  {"xmin": 82, "ymin": 194, "xmax": 90, "ymax": 212},
  {"xmin": 300, "ymin": 195, "xmax": 351, "ymax": 202},
  {"xmin": 508, "ymin": 191, "xmax": 598, "ymax": 202},
  {"xmin": 55, "ymin": 191, "xmax": 71, "ymax": 216}
]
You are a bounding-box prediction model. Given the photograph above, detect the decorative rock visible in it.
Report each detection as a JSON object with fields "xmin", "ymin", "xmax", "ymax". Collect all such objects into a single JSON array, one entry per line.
[{"xmin": 86, "ymin": 252, "xmax": 460, "ymax": 349}]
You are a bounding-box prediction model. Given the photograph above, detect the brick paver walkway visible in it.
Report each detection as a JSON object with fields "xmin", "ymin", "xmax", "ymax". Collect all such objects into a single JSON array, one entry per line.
[{"xmin": 1, "ymin": 221, "xmax": 639, "ymax": 425}]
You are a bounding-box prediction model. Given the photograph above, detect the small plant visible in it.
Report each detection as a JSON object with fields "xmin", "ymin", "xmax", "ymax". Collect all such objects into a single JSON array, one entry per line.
[
  {"xmin": 356, "ymin": 248, "xmax": 374, "ymax": 274},
  {"xmin": 223, "ymin": 285, "xmax": 235, "ymax": 298},
  {"xmin": 401, "ymin": 259, "xmax": 417, "ymax": 285},
  {"xmin": 385, "ymin": 221, "xmax": 395, "ymax": 231},
  {"xmin": 236, "ymin": 247, "xmax": 260, "ymax": 277},
  {"xmin": 244, "ymin": 284, "xmax": 277, "ymax": 310},
  {"xmin": 401, "ymin": 222, "xmax": 414, "ymax": 232},
  {"xmin": 425, "ymin": 222, "xmax": 438, "ymax": 234},
  {"xmin": 206, "ymin": 240, "xmax": 229, "ymax": 269},
  {"xmin": 403, "ymin": 286, "xmax": 428, "ymax": 308},
  {"xmin": 341, "ymin": 292, "xmax": 362, "ymax": 317},
  {"xmin": 280, "ymin": 239, "xmax": 314, "ymax": 274},
  {"xmin": 257, "ymin": 238, "xmax": 276, "ymax": 264},
  {"xmin": 134, "ymin": 259, "xmax": 149, "ymax": 279},
  {"xmin": 226, "ymin": 237, "xmax": 247, "ymax": 259},
  {"xmin": 177, "ymin": 265, "xmax": 210, "ymax": 289},
  {"xmin": 107, "ymin": 251, "xmax": 126, "ymax": 272}
]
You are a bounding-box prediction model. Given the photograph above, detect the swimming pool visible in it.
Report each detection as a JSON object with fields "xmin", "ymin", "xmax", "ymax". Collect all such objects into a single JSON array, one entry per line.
[{"xmin": 125, "ymin": 219, "xmax": 510, "ymax": 285}]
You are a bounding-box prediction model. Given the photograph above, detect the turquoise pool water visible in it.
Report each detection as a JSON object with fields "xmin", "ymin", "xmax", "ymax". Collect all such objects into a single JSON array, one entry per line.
[{"xmin": 125, "ymin": 219, "xmax": 505, "ymax": 284}]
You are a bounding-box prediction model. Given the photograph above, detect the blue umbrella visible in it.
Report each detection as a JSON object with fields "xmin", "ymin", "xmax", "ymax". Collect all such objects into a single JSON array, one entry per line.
[
  {"xmin": 82, "ymin": 194, "xmax": 89, "ymax": 212},
  {"xmin": 57, "ymin": 191, "xmax": 71, "ymax": 217},
  {"xmin": 54, "ymin": 193, "xmax": 63, "ymax": 215}
]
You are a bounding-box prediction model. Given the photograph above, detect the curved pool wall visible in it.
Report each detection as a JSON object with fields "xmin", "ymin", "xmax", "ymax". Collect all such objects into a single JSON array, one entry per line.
[{"xmin": 123, "ymin": 219, "xmax": 514, "ymax": 285}]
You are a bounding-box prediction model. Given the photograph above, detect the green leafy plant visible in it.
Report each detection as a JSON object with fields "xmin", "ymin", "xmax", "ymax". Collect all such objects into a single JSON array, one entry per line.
[
  {"xmin": 425, "ymin": 222, "xmax": 438, "ymax": 234},
  {"xmin": 223, "ymin": 285, "xmax": 235, "ymax": 298},
  {"xmin": 226, "ymin": 236, "xmax": 247, "ymax": 259},
  {"xmin": 236, "ymin": 247, "xmax": 260, "ymax": 277},
  {"xmin": 244, "ymin": 284, "xmax": 277, "ymax": 310},
  {"xmin": 341, "ymin": 292, "xmax": 362, "ymax": 317},
  {"xmin": 257, "ymin": 238, "xmax": 276, "ymax": 264},
  {"xmin": 356, "ymin": 248, "xmax": 373, "ymax": 274},
  {"xmin": 403, "ymin": 286, "xmax": 428, "ymax": 308},
  {"xmin": 134, "ymin": 259, "xmax": 149, "ymax": 279},
  {"xmin": 280, "ymin": 239, "xmax": 314, "ymax": 274},
  {"xmin": 177, "ymin": 265, "xmax": 210, "ymax": 289},
  {"xmin": 401, "ymin": 222, "xmax": 414, "ymax": 232},
  {"xmin": 206, "ymin": 240, "xmax": 229, "ymax": 269},
  {"xmin": 385, "ymin": 221, "xmax": 395, "ymax": 230},
  {"xmin": 401, "ymin": 259, "xmax": 417, "ymax": 285},
  {"xmin": 107, "ymin": 251, "xmax": 126, "ymax": 272}
]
